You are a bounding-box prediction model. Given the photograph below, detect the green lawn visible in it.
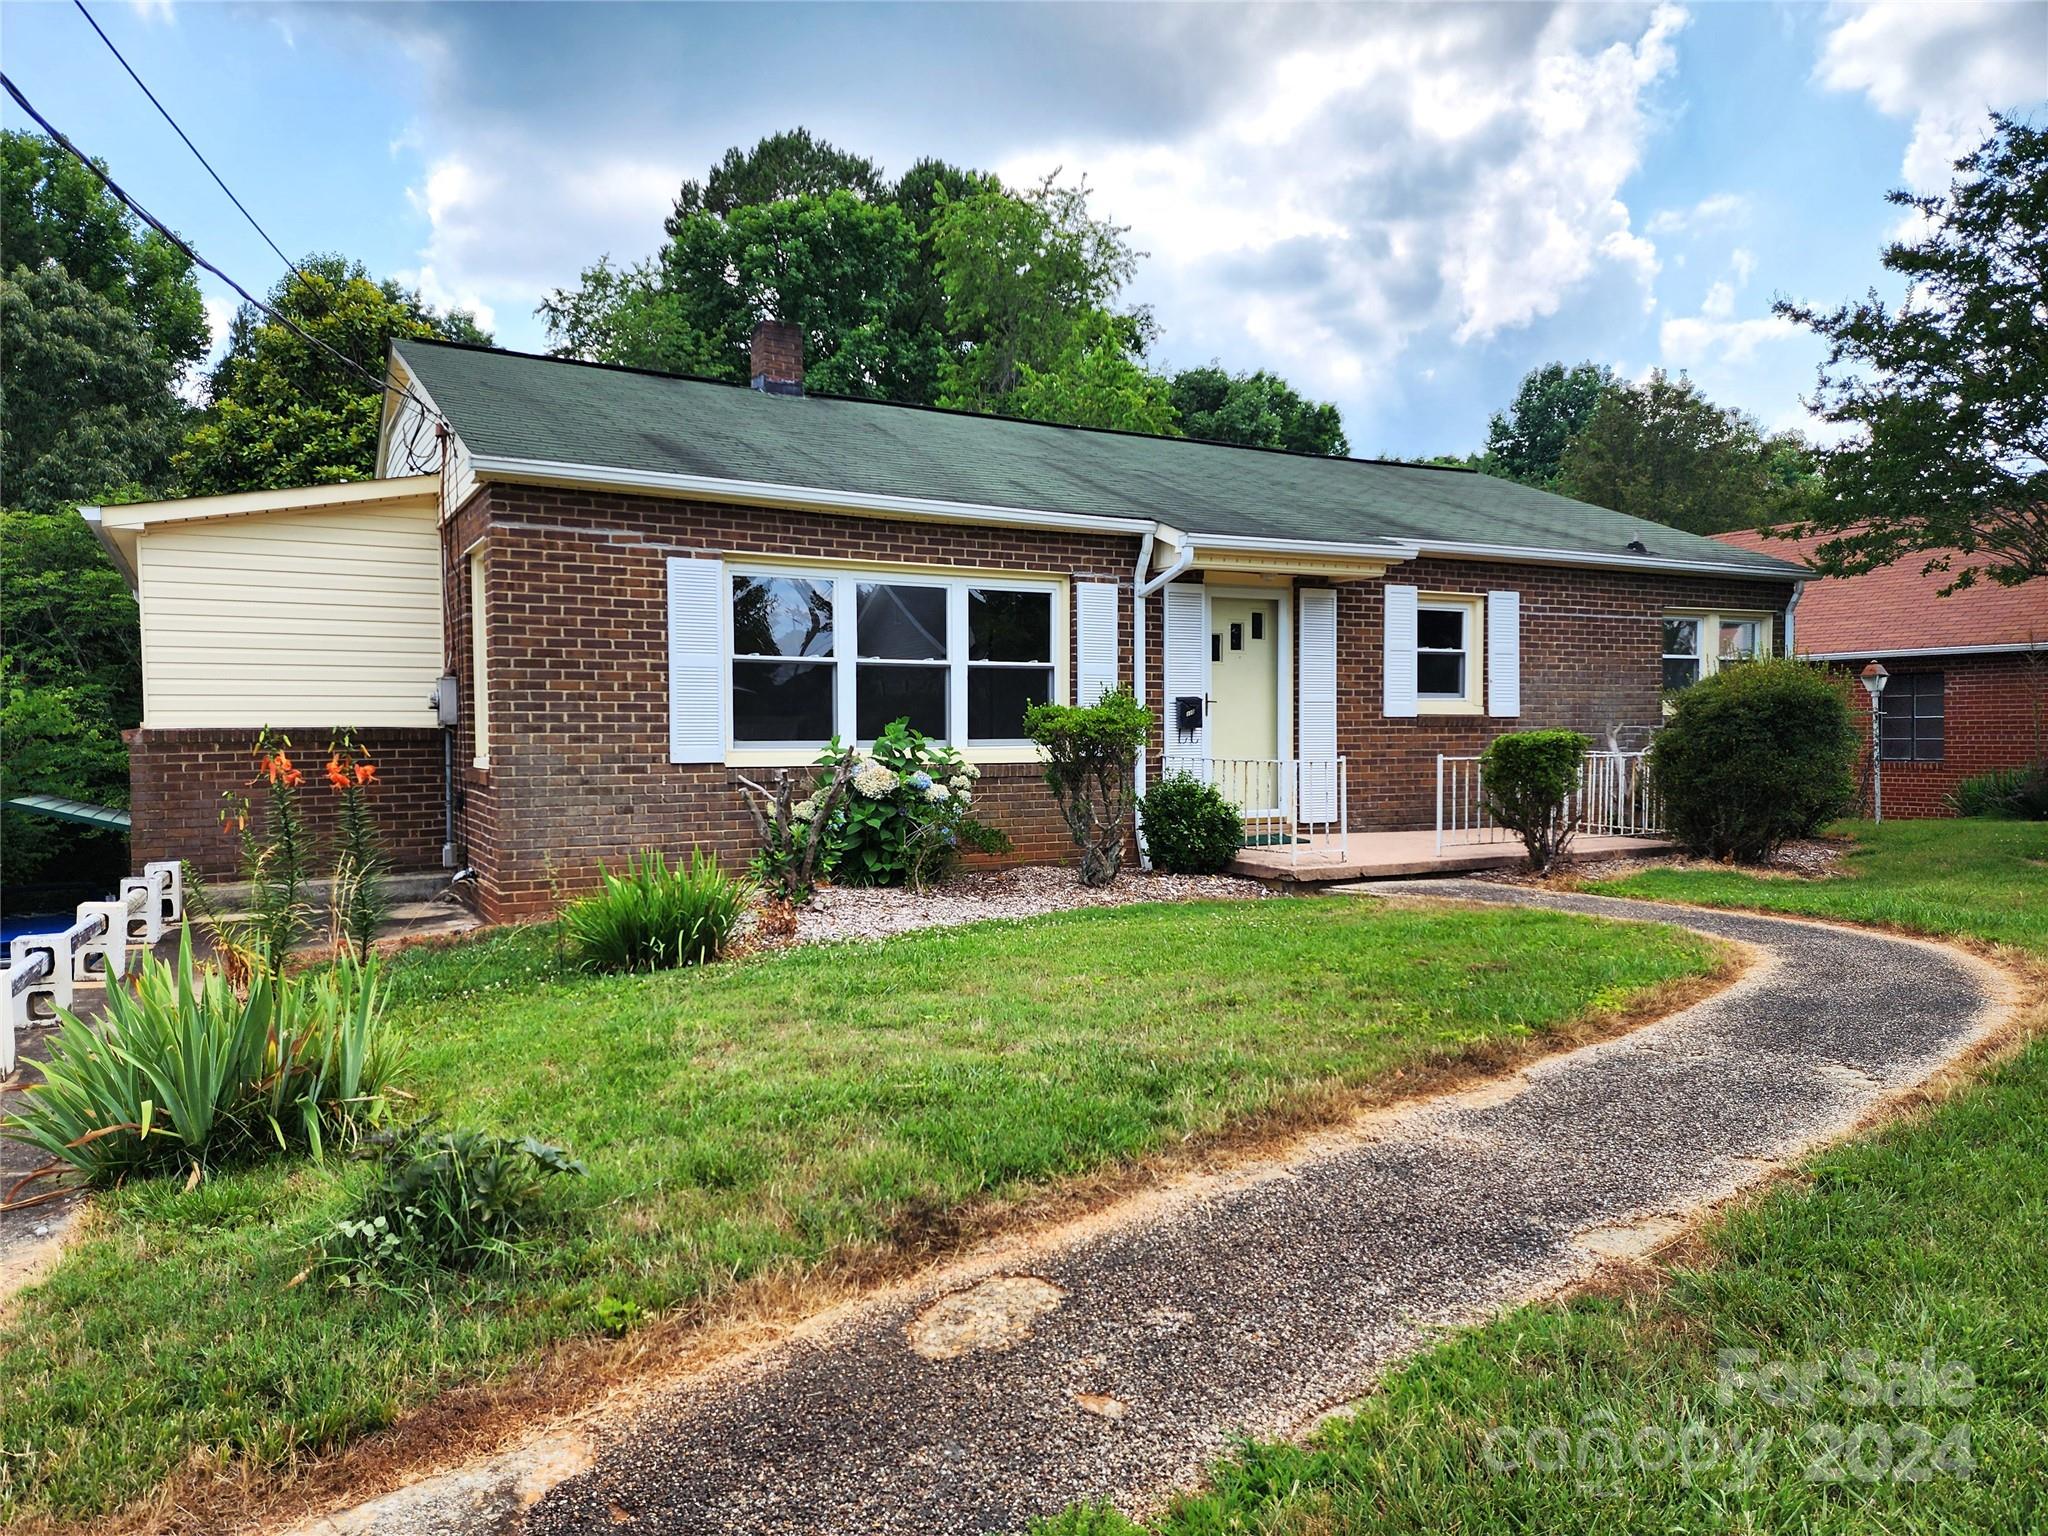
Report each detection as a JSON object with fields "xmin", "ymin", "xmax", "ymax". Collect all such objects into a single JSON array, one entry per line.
[
  {"xmin": 1589, "ymin": 818, "xmax": 2048, "ymax": 953},
  {"xmin": 0, "ymin": 896, "xmax": 1718, "ymax": 1526},
  {"xmin": 1047, "ymin": 820, "xmax": 2048, "ymax": 1536}
]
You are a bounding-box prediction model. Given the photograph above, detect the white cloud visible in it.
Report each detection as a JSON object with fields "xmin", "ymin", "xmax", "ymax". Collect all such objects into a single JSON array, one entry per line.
[
  {"xmin": 127, "ymin": 0, "xmax": 173, "ymax": 22},
  {"xmin": 1645, "ymin": 191, "xmax": 1747, "ymax": 235},
  {"xmin": 994, "ymin": 4, "xmax": 1688, "ymax": 403},
  {"xmin": 1729, "ymin": 246, "xmax": 1755, "ymax": 286},
  {"xmin": 1816, "ymin": 2, "xmax": 2047, "ymax": 189}
]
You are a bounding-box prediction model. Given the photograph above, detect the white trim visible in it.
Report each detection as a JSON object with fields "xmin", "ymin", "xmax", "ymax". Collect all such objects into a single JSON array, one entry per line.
[
  {"xmin": 1075, "ymin": 581, "xmax": 1119, "ymax": 705},
  {"xmin": 1296, "ymin": 588, "xmax": 1338, "ymax": 819},
  {"xmin": 469, "ymin": 454, "xmax": 1154, "ymax": 537},
  {"xmin": 1162, "ymin": 582, "xmax": 1211, "ymax": 756},
  {"xmin": 1802, "ymin": 641, "xmax": 2045, "ymax": 661},
  {"xmin": 1407, "ymin": 536, "xmax": 1806, "ymax": 580}
]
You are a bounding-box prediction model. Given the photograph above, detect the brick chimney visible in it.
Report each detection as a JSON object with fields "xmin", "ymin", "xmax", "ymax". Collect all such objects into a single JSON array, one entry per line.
[{"xmin": 750, "ymin": 319, "xmax": 803, "ymax": 396}]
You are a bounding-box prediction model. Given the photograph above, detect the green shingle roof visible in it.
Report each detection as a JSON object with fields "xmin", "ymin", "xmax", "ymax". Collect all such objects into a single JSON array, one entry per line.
[{"xmin": 395, "ymin": 340, "xmax": 1805, "ymax": 579}]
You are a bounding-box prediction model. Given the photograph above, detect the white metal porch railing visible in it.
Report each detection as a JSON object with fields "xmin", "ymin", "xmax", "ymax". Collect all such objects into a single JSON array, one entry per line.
[
  {"xmin": 1436, "ymin": 750, "xmax": 1663, "ymax": 853},
  {"xmin": 2, "ymin": 861, "xmax": 183, "ymax": 1075},
  {"xmin": 1156, "ymin": 756, "xmax": 1348, "ymax": 867}
]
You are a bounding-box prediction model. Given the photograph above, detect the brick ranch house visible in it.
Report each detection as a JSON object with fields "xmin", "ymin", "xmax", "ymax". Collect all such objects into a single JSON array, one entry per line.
[
  {"xmin": 1715, "ymin": 528, "xmax": 2047, "ymax": 817},
  {"xmin": 85, "ymin": 328, "xmax": 1806, "ymax": 922}
]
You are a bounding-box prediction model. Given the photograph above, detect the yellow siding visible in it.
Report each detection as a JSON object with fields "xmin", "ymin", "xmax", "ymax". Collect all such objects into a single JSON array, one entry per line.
[{"xmin": 137, "ymin": 502, "xmax": 443, "ymax": 728}]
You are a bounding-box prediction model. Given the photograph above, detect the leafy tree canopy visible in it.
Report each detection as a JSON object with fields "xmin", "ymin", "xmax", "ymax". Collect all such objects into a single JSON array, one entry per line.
[
  {"xmin": 175, "ymin": 253, "xmax": 489, "ymax": 494},
  {"xmin": 667, "ymin": 127, "xmax": 887, "ymax": 231},
  {"xmin": 1485, "ymin": 361, "xmax": 1613, "ymax": 487},
  {"xmin": 1169, "ymin": 365, "xmax": 1348, "ymax": 455},
  {"xmin": 1005, "ymin": 310, "xmax": 1179, "ymax": 435},
  {"xmin": 1557, "ymin": 370, "xmax": 1822, "ymax": 536},
  {"xmin": 1777, "ymin": 114, "xmax": 2047, "ymax": 589},
  {"xmin": 1, "ymin": 129, "xmax": 208, "ymax": 375}
]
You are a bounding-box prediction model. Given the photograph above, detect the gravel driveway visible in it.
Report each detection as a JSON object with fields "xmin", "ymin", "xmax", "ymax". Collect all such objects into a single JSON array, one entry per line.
[{"xmin": 294, "ymin": 884, "xmax": 2008, "ymax": 1536}]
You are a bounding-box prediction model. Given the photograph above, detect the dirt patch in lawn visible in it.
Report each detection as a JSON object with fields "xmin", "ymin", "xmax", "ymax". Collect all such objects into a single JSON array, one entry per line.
[{"xmin": 37, "ymin": 941, "xmax": 1746, "ymax": 1536}]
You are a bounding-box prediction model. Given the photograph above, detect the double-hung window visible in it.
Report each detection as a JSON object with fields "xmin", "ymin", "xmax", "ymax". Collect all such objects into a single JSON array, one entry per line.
[
  {"xmin": 1662, "ymin": 610, "xmax": 1771, "ymax": 693},
  {"xmin": 730, "ymin": 568, "xmax": 1057, "ymax": 748},
  {"xmin": 1413, "ymin": 595, "xmax": 1483, "ymax": 711}
]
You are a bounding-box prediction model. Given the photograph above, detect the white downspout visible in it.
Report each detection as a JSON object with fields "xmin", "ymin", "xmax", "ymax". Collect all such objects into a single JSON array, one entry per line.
[
  {"xmin": 1785, "ymin": 579, "xmax": 1805, "ymax": 658},
  {"xmin": 1132, "ymin": 529, "xmax": 1196, "ymax": 869}
]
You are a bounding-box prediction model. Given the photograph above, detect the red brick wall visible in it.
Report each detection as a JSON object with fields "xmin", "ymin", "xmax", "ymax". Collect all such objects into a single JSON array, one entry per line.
[
  {"xmin": 1320, "ymin": 558, "xmax": 1795, "ymax": 830},
  {"xmin": 126, "ymin": 726, "xmax": 446, "ymax": 876},
  {"xmin": 1832, "ymin": 651, "xmax": 2047, "ymax": 817},
  {"xmin": 448, "ymin": 484, "xmax": 1139, "ymax": 919}
]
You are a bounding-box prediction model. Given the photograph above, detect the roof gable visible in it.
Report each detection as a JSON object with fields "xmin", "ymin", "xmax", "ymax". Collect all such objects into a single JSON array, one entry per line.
[{"xmin": 395, "ymin": 339, "xmax": 1805, "ymax": 579}]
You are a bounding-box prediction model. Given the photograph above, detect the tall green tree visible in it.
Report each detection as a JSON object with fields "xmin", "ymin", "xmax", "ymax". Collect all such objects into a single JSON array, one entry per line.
[
  {"xmin": 667, "ymin": 127, "xmax": 886, "ymax": 230},
  {"xmin": 0, "ymin": 131, "xmax": 201, "ymax": 889},
  {"xmin": 175, "ymin": 254, "xmax": 489, "ymax": 494},
  {"xmin": 1557, "ymin": 371, "xmax": 1810, "ymax": 536},
  {"xmin": 1777, "ymin": 114, "xmax": 2046, "ymax": 589},
  {"xmin": 1169, "ymin": 365, "xmax": 1348, "ymax": 455},
  {"xmin": 1484, "ymin": 361, "xmax": 1613, "ymax": 487},
  {"xmin": 931, "ymin": 174, "xmax": 1151, "ymax": 415},
  {"xmin": 1005, "ymin": 311, "xmax": 1179, "ymax": 435}
]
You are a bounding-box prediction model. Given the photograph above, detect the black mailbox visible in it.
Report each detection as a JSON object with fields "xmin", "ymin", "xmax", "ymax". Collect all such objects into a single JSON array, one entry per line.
[{"xmin": 1173, "ymin": 695, "xmax": 1204, "ymax": 739}]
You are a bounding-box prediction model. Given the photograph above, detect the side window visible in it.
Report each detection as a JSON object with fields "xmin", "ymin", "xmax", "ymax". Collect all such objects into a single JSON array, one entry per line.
[
  {"xmin": 1879, "ymin": 672, "xmax": 1944, "ymax": 762},
  {"xmin": 967, "ymin": 588, "xmax": 1054, "ymax": 741},
  {"xmin": 1662, "ymin": 617, "xmax": 1701, "ymax": 692},
  {"xmin": 1415, "ymin": 605, "xmax": 1469, "ymax": 699}
]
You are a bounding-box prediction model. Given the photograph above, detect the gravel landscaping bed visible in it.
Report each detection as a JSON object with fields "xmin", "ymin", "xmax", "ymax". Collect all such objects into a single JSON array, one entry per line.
[
  {"xmin": 752, "ymin": 865, "xmax": 1270, "ymax": 948},
  {"xmin": 1477, "ymin": 837, "xmax": 1847, "ymax": 888}
]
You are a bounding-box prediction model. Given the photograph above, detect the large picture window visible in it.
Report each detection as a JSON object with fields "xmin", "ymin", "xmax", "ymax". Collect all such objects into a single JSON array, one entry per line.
[
  {"xmin": 730, "ymin": 568, "xmax": 1058, "ymax": 748},
  {"xmin": 1879, "ymin": 672, "xmax": 1944, "ymax": 762}
]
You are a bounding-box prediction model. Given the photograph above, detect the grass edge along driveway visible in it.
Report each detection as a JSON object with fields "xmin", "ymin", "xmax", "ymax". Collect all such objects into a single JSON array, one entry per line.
[
  {"xmin": 0, "ymin": 895, "xmax": 1721, "ymax": 1528},
  {"xmin": 1041, "ymin": 819, "xmax": 2048, "ymax": 1536}
]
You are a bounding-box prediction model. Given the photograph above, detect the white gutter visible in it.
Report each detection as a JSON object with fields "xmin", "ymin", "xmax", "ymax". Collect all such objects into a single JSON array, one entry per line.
[
  {"xmin": 1406, "ymin": 536, "xmax": 1806, "ymax": 581},
  {"xmin": 468, "ymin": 454, "xmax": 1157, "ymax": 538},
  {"xmin": 1182, "ymin": 531, "xmax": 1419, "ymax": 561},
  {"xmin": 1801, "ymin": 641, "xmax": 2046, "ymax": 662},
  {"xmin": 1129, "ymin": 531, "xmax": 1199, "ymax": 867}
]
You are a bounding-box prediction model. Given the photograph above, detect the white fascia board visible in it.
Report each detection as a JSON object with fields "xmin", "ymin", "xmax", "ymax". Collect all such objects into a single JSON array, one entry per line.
[
  {"xmin": 93, "ymin": 476, "xmax": 440, "ymax": 530},
  {"xmin": 1802, "ymin": 641, "xmax": 2046, "ymax": 661},
  {"xmin": 1188, "ymin": 531, "xmax": 1419, "ymax": 560},
  {"xmin": 1410, "ymin": 537, "xmax": 1808, "ymax": 581},
  {"xmin": 78, "ymin": 506, "xmax": 138, "ymax": 592},
  {"xmin": 467, "ymin": 454, "xmax": 1158, "ymax": 538}
]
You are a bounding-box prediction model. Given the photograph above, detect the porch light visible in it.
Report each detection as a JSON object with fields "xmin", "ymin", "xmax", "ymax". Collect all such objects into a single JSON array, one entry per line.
[{"xmin": 1860, "ymin": 663, "xmax": 1888, "ymax": 824}]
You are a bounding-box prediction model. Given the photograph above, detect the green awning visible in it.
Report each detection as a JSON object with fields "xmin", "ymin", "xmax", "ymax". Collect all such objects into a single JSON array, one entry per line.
[{"xmin": 3, "ymin": 793, "xmax": 132, "ymax": 831}]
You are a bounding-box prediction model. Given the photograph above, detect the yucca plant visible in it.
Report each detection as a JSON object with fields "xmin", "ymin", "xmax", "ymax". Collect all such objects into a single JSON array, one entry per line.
[
  {"xmin": 562, "ymin": 849, "xmax": 753, "ymax": 974},
  {"xmin": 6, "ymin": 925, "xmax": 400, "ymax": 1184}
]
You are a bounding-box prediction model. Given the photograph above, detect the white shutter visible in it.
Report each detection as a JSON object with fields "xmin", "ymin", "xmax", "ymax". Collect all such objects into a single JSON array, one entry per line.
[
  {"xmin": 1487, "ymin": 590, "xmax": 1521, "ymax": 717},
  {"xmin": 667, "ymin": 557, "xmax": 726, "ymax": 762},
  {"xmin": 1075, "ymin": 581, "xmax": 1119, "ymax": 704},
  {"xmin": 1162, "ymin": 581, "xmax": 1209, "ymax": 759},
  {"xmin": 1383, "ymin": 583, "xmax": 1419, "ymax": 718},
  {"xmin": 1297, "ymin": 587, "xmax": 1339, "ymax": 820}
]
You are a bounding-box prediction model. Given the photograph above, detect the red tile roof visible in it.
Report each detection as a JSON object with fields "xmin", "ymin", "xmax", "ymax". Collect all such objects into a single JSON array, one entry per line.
[{"xmin": 1712, "ymin": 528, "xmax": 2048, "ymax": 657}]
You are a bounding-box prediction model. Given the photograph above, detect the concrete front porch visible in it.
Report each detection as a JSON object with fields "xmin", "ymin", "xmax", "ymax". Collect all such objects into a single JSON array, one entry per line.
[{"xmin": 1229, "ymin": 829, "xmax": 1678, "ymax": 882}]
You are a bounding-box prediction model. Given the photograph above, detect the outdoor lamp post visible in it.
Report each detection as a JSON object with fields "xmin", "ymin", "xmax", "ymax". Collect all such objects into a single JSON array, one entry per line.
[{"xmin": 1860, "ymin": 662, "xmax": 1889, "ymax": 824}]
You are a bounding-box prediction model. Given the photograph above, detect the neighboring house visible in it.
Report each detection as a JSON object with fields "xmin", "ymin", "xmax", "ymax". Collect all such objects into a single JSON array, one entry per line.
[
  {"xmin": 86, "ymin": 326, "xmax": 1804, "ymax": 921},
  {"xmin": 1715, "ymin": 528, "xmax": 2047, "ymax": 816}
]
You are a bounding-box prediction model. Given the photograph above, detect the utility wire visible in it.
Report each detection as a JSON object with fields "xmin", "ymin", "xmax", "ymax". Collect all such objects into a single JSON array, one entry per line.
[
  {"xmin": 72, "ymin": 0, "xmax": 307, "ymax": 285},
  {"xmin": 1, "ymin": 71, "xmax": 446, "ymax": 467}
]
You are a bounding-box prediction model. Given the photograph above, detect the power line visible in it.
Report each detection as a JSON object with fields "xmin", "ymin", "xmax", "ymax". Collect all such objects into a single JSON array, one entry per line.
[
  {"xmin": 72, "ymin": 0, "xmax": 307, "ymax": 285},
  {"xmin": 1, "ymin": 70, "xmax": 445, "ymax": 470}
]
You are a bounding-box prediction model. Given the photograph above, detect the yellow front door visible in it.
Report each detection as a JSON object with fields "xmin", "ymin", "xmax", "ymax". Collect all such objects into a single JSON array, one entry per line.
[{"xmin": 1207, "ymin": 595, "xmax": 1281, "ymax": 810}]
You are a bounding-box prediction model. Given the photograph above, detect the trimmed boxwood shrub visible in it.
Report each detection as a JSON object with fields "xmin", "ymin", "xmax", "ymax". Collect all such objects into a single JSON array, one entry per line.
[
  {"xmin": 1139, "ymin": 772, "xmax": 1244, "ymax": 874},
  {"xmin": 1651, "ymin": 657, "xmax": 1857, "ymax": 861},
  {"xmin": 1480, "ymin": 729, "xmax": 1590, "ymax": 871}
]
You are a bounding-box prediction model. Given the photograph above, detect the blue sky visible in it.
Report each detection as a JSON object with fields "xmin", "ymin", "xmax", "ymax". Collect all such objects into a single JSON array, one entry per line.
[{"xmin": 3, "ymin": 1, "xmax": 2042, "ymax": 454}]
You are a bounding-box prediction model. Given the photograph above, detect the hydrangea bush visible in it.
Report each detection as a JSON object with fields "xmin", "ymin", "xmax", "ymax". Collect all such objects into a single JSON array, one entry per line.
[{"xmin": 805, "ymin": 719, "xmax": 1010, "ymax": 889}]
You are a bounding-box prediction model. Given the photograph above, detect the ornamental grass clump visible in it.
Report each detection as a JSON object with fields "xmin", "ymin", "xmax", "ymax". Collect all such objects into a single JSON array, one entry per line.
[
  {"xmin": 7, "ymin": 925, "xmax": 399, "ymax": 1186},
  {"xmin": 563, "ymin": 849, "xmax": 753, "ymax": 973}
]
